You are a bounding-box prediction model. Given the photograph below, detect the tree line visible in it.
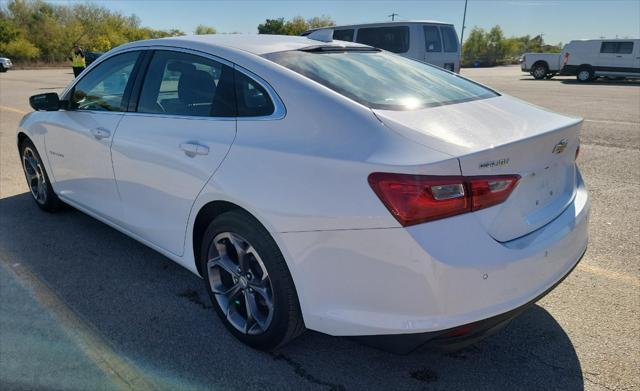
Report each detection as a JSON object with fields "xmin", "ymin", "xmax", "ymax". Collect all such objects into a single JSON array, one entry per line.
[
  {"xmin": 462, "ymin": 25, "xmax": 562, "ymax": 66},
  {"xmin": 1, "ymin": 0, "xmax": 560, "ymax": 66}
]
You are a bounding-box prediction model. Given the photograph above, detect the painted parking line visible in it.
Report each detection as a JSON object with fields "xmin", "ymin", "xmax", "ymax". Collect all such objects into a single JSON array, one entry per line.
[
  {"xmin": 584, "ymin": 119, "xmax": 639, "ymax": 126},
  {"xmin": 579, "ymin": 263, "xmax": 640, "ymax": 288},
  {"xmin": 0, "ymin": 105, "xmax": 28, "ymax": 115},
  {"xmin": 1, "ymin": 259, "xmax": 156, "ymax": 390}
]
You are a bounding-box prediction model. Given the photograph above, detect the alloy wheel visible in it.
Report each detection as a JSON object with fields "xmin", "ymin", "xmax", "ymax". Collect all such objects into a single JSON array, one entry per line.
[
  {"xmin": 22, "ymin": 146, "xmax": 47, "ymax": 204},
  {"xmin": 577, "ymin": 70, "xmax": 591, "ymax": 81},
  {"xmin": 206, "ymin": 232, "xmax": 274, "ymax": 335},
  {"xmin": 533, "ymin": 66, "xmax": 546, "ymax": 79}
]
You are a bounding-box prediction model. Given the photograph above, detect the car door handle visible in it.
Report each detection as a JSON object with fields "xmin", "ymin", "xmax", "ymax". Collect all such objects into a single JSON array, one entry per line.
[
  {"xmin": 90, "ymin": 127, "xmax": 111, "ymax": 140},
  {"xmin": 179, "ymin": 142, "xmax": 209, "ymax": 157}
]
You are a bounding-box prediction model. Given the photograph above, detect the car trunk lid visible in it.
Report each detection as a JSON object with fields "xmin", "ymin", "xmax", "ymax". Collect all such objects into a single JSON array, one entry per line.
[{"xmin": 373, "ymin": 95, "xmax": 582, "ymax": 242}]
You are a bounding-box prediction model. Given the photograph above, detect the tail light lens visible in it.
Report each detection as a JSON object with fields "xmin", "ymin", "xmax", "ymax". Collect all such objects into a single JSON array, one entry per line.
[
  {"xmin": 575, "ymin": 144, "xmax": 580, "ymax": 160},
  {"xmin": 368, "ymin": 173, "xmax": 520, "ymax": 226},
  {"xmin": 563, "ymin": 52, "xmax": 570, "ymax": 65}
]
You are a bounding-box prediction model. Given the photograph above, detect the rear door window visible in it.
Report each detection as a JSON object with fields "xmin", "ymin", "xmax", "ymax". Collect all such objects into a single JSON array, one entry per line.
[
  {"xmin": 617, "ymin": 42, "xmax": 634, "ymax": 54},
  {"xmin": 440, "ymin": 26, "xmax": 458, "ymax": 53},
  {"xmin": 333, "ymin": 29, "xmax": 355, "ymax": 42},
  {"xmin": 423, "ymin": 25, "xmax": 442, "ymax": 52},
  {"xmin": 601, "ymin": 42, "xmax": 618, "ymax": 53},
  {"xmin": 137, "ymin": 50, "xmax": 236, "ymax": 117},
  {"xmin": 356, "ymin": 26, "xmax": 409, "ymax": 53}
]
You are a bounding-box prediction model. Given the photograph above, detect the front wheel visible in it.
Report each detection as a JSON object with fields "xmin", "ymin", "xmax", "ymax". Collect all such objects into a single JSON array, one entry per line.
[
  {"xmin": 20, "ymin": 138, "xmax": 62, "ymax": 212},
  {"xmin": 0, "ymin": 64, "xmax": 6, "ymax": 73},
  {"xmin": 200, "ymin": 210, "xmax": 305, "ymax": 351}
]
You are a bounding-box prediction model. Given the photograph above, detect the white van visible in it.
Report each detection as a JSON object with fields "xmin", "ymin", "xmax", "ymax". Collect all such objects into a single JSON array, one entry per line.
[
  {"xmin": 303, "ymin": 21, "xmax": 461, "ymax": 73},
  {"xmin": 561, "ymin": 39, "xmax": 640, "ymax": 81}
]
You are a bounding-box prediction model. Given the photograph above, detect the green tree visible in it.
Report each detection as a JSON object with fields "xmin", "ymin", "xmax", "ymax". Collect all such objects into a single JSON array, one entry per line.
[
  {"xmin": 0, "ymin": 37, "xmax": 40, "ymax": 60},
  {"xmin": 284, "ymin": 16, "xmax": 307, "ymax": 35},
  {"xmin": 307, "ymin": 15, "xmax": 335, "ymax": 29},
  {"xmin": 0, "ymin": 17, "xmax": 21, "ymax": 44},
  {"xmin": 462, "ymin": 27, "xmax": 488, "ymax": 64},
  {"xmin": 195, "ymin": 24, "xmax": 216, "ymax": 35},
  {"xmin": 257, "ymin": 18, "xmax": 286, "ymax": 34},
  {"xmin": 258, "ymin": 15, "xmax": 335, "ymax": 35}
]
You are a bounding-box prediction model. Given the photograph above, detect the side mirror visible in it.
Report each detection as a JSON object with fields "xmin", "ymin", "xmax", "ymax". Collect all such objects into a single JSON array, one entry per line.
[{"xmin": 29, "ymin": 92, "xmax": 61, "ymax": 111}]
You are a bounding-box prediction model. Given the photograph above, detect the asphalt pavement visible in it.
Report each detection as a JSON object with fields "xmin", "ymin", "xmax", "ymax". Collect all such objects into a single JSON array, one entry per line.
[{"xmin": 0, "ymin": 66, "xmax": 638, "ymax": 390}]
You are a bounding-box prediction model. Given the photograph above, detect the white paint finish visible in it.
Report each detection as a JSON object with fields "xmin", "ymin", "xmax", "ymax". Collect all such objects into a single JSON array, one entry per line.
[
  {"xmin": 111, "ymin": 114, "xmax": 236, "ymax": 256},
  {"xmin": 282, "ymin": 174, "xmax": 589, "ymax": 336},
  {"xmin": 42, "ymin": 110, "xmax": 124, "ymax": 221},
  {"xmin": 373, "ymin": 95, "xmax": 581, "ymax": 156}
]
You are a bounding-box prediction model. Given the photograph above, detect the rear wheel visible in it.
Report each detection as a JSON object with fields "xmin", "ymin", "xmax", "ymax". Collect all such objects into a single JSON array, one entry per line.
[
  {"xmin": 531, "ymin": 62, "xmax": 548, "ymax": 80},
  {"xmin": 0, "ymin": 64, "xmax": 6, "ymax": 73},
  {"xmin": 200, "ymin": 210, "xmax": 305, "ymax": 351},
  {"xmin": 20, "ymin": 138, "xmax": 62, "ymax": 212},
  {"xmin": 576, "ymin": 66, "xmax": 594, "ymax": 82}
]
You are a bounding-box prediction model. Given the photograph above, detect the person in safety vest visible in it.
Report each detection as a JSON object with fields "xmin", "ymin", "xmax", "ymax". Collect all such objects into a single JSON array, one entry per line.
[{"xmin": 70, "ymin": 45, "xmax": 86, "ymax": 78}]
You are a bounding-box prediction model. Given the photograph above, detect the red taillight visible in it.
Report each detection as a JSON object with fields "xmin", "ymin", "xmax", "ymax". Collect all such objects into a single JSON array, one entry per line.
[
  {"xmin": 563, "ymin": 52, "xmax": 570, "ymax": 65},
  {"xmin": 575, "ymin": 144, "xmax": 580, "ymax": 160},
  {"xmin": 469, "ymin": 176, "xmax": 520, "ymax": 211},
  {"xmin": 368, "ymin": 173, "xmax": 520, "ymax": 226}
]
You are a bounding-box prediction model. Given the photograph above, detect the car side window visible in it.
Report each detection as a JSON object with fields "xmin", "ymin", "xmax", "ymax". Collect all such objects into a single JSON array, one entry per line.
[
  {"xmin": 600, "ymin": 42, "xmax": 618, "ymax": 53},
  {"xmin": 423, "ymin": 26, "xmax": 442, "ymax": 52},
  {"xmin": 333, "ymin": 29, "xmax": 355, "ymax": 42},
  {"xmin": 440, "ymin": 26, "xmax": 458, "ymax": 53},
  {"xmin": 234, "ymin": 70, "xmax": 275, "ymax": 117},
  {"xmin": 617, "ymin": 42, "xmax": 633, "ymax": 54},
  {"xmin": 137, "ymin": 51, "xmax": 236, "ymax": 117},
  {"xmin": 71, "ymin": 51, "xmax": 139, "ymax": 111},
  {"xmin": 356, "ymin": 26, "xmax": 410, "ymax": 53}
]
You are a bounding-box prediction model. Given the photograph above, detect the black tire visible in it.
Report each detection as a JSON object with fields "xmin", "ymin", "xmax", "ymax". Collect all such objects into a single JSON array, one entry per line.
[
  {"xmin": 545, "ymin": 73, "xmax": 556, "ymax": 79},
  {"xmin": 20, "ymin": 138, "xmax": 62, "ymax": 212},
  {"xmin": 0, "ymin": 64, "xmax": 6, "ymax": 73},
  {"xmin": 531, "ymin": 62, "xmax": 548, "ymax": 80},
  {"xmin": 199, "ymin": 209, "xmax": 305, "ymax": 351},
  {"xmin": 576, "ymin": 66, "xmax": 594, "ymax": 82}
]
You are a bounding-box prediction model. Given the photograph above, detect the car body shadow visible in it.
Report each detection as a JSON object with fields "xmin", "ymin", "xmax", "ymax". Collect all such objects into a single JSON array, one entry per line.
[
  {"xmin": 560, "ymin": 78, "xmax": 640, "ymax": 86},
  {"xmin": 0, "ymin": 193, "xmax": 585, "ymax": 390},
  {"xmin": 518, "ymin": 76, "xmax": 640, "ymax": 87}
]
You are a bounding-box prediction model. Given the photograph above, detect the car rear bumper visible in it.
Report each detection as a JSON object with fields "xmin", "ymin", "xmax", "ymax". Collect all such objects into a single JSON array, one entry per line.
[
  {"xmin": 1, "ymin": 62, "xmax": 12, "ymax": 69},
  {"xmin": 352, "ymin": 246, "xmax": 585, "ymax": 354},
  {"xmin": 279, "ymin": 170, "xmax": 589, "ymax": 338}
]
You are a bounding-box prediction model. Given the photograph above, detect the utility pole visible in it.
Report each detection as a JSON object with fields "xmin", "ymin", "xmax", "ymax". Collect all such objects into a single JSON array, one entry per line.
[
  {"xmin": 388, "ymin": 12, "xmax": 399, "ymax": 21},
  {"xmin": 460, "ymin": 0, "xmax": 468, "ymax": 45}
]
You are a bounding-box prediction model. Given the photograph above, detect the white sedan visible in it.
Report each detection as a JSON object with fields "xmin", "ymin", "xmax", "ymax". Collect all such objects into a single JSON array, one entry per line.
[{"xmin": 18, "ymin": 34, "xmax": 589, "ymax": 353}]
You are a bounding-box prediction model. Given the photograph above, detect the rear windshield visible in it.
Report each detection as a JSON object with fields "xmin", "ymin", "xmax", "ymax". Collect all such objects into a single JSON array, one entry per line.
[{"xmin": 264, "ymin": 49, "xmax": 497, "ymax": 110}]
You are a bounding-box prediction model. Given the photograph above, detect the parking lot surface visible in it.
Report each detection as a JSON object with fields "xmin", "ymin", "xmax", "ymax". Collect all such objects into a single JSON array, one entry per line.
[{"xmin": 1, "ymin": 66, "xmax": 638, "ymax": 390}]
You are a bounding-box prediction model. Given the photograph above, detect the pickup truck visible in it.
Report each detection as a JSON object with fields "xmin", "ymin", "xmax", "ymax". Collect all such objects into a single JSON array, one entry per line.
[{"xmin": 521, "ymin": 53, "xmax": 563, "ymax": 79}]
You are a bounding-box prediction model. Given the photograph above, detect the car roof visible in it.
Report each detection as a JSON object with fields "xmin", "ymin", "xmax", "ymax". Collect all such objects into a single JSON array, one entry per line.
[
  {"xmin": 335, "ymin": 20, "xmax": 453, "ymax": 27},
  {"xmin": 302, "ymin": 20, "xmax": 454, "ymax": 35},
  {"xmin": 122, "ymin": 34, "xmax": 371, "ymax": 56},
  {"xmin": 568, "ymin": 38, "xmax": 639, "ymax": 43}
]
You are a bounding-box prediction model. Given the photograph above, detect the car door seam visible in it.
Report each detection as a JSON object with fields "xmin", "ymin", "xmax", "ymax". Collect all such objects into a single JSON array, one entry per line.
[{"xmin": 180, "ymin": 119, "xmax": 239, "ymax": 257}]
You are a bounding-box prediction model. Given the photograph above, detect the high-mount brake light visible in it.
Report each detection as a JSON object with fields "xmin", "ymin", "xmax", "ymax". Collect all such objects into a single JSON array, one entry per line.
[{"xmin": 368, "ymin": 173, "xmax": 520, "ymax": 226}]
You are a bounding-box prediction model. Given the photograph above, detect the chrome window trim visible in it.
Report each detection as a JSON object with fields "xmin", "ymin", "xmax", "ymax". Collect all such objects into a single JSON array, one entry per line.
[{"xmin": 62, "ymin": 45, "xmax": 286, "ymax": 121}]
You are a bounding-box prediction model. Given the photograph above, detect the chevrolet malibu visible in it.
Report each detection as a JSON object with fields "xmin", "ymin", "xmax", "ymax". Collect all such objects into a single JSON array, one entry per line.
[{"xmin": 18, "ymin": 35, "xmax": 589, "ymax": 353}]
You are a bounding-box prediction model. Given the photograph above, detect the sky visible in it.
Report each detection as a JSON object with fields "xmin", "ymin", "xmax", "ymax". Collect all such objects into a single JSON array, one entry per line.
[{"xmin": 46, "ymin": 0, "xmax": 640, "ymax": 44}]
